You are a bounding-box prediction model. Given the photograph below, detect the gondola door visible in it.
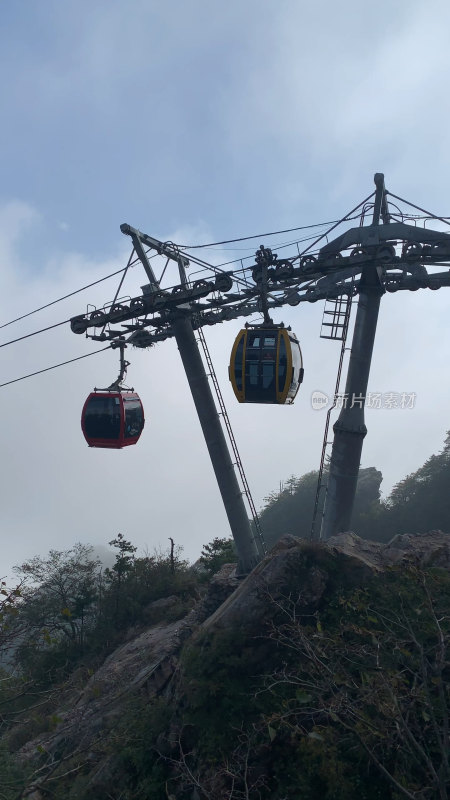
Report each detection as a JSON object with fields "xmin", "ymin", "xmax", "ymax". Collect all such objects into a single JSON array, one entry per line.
[{"xmin": 244, "ymin": 330, "xmax": 278, "ymax": 403}]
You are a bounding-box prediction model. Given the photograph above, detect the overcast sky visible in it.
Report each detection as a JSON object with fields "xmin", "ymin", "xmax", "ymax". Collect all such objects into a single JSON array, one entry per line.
[{"xmin": 2, "ymin": 0, "xmax": 450, "ymax": 579}]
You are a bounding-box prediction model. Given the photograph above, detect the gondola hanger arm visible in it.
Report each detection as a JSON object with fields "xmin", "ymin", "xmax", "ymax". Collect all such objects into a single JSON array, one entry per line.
[
  {"xmin": 94, "ymin": 340, "xmax": 134, "ymax": 392},
  {"xmin": 255, "ymin": 245, "xmax": 274, "ymax": 325}
]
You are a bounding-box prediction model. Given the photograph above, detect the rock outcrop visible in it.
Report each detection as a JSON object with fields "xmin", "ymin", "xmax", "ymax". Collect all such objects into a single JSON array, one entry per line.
[
  {"xmin": 13, "ymin": 571, "xmax": 239, "ymax": 778},
  {"xmin": 11, "ymin": 530, "xmax": 450, "ymax": 797},
  {"xmin": 201, "ymin": 530, "xmax": 450, "ymax": 630}
]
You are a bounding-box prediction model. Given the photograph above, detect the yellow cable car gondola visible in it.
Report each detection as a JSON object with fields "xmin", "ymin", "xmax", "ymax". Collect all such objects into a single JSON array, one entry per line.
[{"xmin": 229, "ymin": 326, "xmax": 304, "ymax": 404}]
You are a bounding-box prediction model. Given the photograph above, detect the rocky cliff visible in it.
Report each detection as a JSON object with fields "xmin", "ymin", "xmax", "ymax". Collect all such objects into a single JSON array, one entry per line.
[{"xmin": 9, "ymin": 530, "xmax": 450, "ymax": 799}]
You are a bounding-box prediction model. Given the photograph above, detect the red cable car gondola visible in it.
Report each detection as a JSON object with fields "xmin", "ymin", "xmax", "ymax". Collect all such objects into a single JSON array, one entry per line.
[
  {"xmin": 81, "ymin": 391, "xmax": 145, "ymax": 449},
  {"xmin": 81, "ymin": 340, "xmax": 145, "ymax": 449}
]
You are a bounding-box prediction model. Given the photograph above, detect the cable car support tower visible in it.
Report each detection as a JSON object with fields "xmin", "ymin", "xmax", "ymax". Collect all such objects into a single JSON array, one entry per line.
[{"xmin": 71, "ymin": 173, "xmax": 450, "ymax": 570}]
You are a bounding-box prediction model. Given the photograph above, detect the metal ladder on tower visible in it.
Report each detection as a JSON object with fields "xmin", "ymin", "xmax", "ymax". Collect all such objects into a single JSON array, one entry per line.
[
  {"xmin": 196, "ymin": 326, "xmax": 267, "ymax": 557},
  {"xmin": 310, "ymin": 292, "xmax": 353, "ymax": 540},
  {"xmin": 320, "ymin": 292, "xmax": 352, "ymax": 341}
]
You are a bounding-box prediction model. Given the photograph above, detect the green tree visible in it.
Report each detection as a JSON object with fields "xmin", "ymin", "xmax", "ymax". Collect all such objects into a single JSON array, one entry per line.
[
  {"xmin": 105, "ymin": 533, "xmax": 137, "ymax": 628},
  {"xmin": 13, "ymin": 544, "xmax": 101, "ymax": 679},
  {"xmin": 380, "ymin": 431, "xmax": 450, "ymax": 540},
  {"xmin": 0, "ymin": 579, "xmax": 23, "ymax": 657},
  {"xmin": 259, "ymin": 467, "xmax": 383, "ymax": 548},
  {"xmin": 199, "ymin": 537, "xmax": 236, "ymax": 575}
]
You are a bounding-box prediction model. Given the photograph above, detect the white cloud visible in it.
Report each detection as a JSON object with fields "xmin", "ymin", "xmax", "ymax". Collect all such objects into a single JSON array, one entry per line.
[
  {"xmin": 213, "ymin": 0, "xmax": 450, "ymax": 211},
  {"xmin": 0, "ymin": 201, "xmax": 40, "ymax": 263}
]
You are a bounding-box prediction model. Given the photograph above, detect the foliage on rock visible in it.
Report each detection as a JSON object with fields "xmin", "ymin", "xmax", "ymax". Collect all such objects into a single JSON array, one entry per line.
[
  {"xmin": 82, "ymin": 539, "xmax": 450, "ymax": 800},
  {"xmin": 2, "ymin": 530, "xmax": 450, "ymax": 800}
]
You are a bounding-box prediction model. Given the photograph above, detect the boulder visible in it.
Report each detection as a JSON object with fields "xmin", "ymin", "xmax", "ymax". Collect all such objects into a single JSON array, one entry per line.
[
  {"xmin": 328, "ymin": 529, "xmax": 450, "ymax": 570},
  {"xmin": 383, "ymin": 530, "xmax": 450, "ymax": 568},
  {"xmin": 203, "ymin": 530, "xmax": 450, "ymax": 630}
]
